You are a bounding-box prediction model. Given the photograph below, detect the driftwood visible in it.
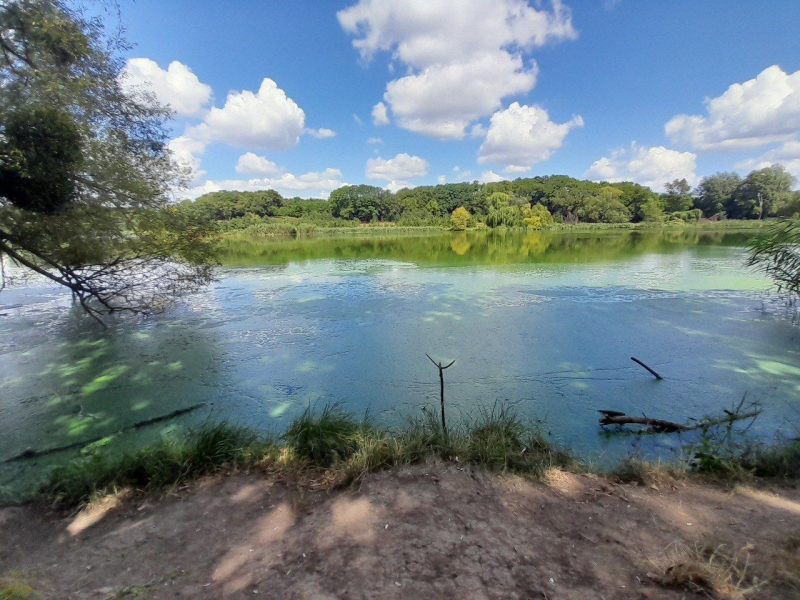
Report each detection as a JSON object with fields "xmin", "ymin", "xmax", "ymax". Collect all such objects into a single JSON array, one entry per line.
[
  {"xmin": 598, "ymin": 399, "xmax": 762, "ymax": 434},
  {"xmin": 2, "ymin": 403, "xmax": 206, "ymax": 463},
  {"xmin": 599, "ymin": 413, "xmax": 685, "ymax": 432},
  {"xmin": 630, "ymin": 357, "xmax": 663, "ymax": 380}
]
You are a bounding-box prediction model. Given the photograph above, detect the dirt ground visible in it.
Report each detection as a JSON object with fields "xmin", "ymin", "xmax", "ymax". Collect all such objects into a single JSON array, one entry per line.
[{"xmin": 1, "ymin": 464, "xmax": 799, "ymax": 599}]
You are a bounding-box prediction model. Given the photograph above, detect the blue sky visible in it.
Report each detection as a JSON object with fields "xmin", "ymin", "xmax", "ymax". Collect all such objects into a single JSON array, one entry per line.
[{"xmin": 116, "ymin": 0, "xmax": 800, "ymax": 198}]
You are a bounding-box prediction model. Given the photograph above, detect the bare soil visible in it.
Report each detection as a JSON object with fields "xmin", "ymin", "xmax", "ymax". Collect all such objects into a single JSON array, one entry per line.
[{"xmin": 1, "ymin": 465, "xmax": 799, "ymax": 599}]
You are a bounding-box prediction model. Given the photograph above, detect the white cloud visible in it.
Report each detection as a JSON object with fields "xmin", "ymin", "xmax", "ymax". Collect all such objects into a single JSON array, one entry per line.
[
  {"xmin": 385, "ymin": 180, "xmax": 415, "ymax": 192},
  {"xmin": 585, "ymin": 143, "xmax": 697, "ymax": 192},
  {"xmin": 338, "ymin": 0, "xmax": 577, "ymax": 139},
  {"xmin": 353, "ymin": 113, "xmax": 364, "ymax": 125},
  {"xmin": 367, "ymin": 137, "xmax": 383, "ymax": 144},
  {"xmin": 235, "ymin": 152, "xmax": 282, "ymax": 176},
  {"xmin": 384, "ymin": 54, "xmax": 538, "ymax": 139},
  {"xmin": 366, "ymin": 153, "xmax": 429, "ymax": 181},
  {"xmin": 186, "ymin": 168, "xmax": 347, "ymax": 200},
  {"xmin": 168, "ymin": 134, "xmax": 207, "ymax": 183},
  {"xmin": 470, "ymin": 123, "xmax": 487, "ymax": 138},
  {"xmin": 478, "ymin": 102, "xmax": 583, "ymax": 171},
  {"xmin": 372, "ymin": 101, "xmax": 390, "ymax": 125},
  {"xmin": 735, "ymin": 141, "xmax": 800, "ymax": 182},
  {"xmin": 437, "ymin": 175, "xmax": 447, "ymax": 184},
  {"xmin": 168, "ymin": 78, "xmax": 307, "ymax": 182},
  {"xmin": 480, "ymin": 170, "xmax": 507, "ymax": 183},
  {"xmin": 665, "ymin": 65, "xmax": 800, "ymax": 151},
  {"xmin": 188, "ymin": 78, "xmax": 305, "ymax": 149},
  {"xmin": 305, "ymin": 128, "xmax": 337, "ymax": 139},
  {"xmin": 123, "ymin": 58, "xmax": 212, "ymax": 117}
]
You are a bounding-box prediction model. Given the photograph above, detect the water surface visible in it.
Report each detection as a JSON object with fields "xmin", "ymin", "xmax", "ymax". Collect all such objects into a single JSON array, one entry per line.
[{"xmin": 1, "ymin": 229, "xmax": 798, "ymax": 494}]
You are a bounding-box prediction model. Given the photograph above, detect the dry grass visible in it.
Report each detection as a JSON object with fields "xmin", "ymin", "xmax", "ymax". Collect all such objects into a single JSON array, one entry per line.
[
  {"xmin": 650, "ymin": 541, "xmax": 764, "ymax": 599},
  {"xmin": 610, "ymin": 455, "xmax": 686, "ymax": 487}
]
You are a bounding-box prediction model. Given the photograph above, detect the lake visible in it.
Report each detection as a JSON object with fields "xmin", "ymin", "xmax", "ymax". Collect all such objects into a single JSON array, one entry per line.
[{"xmin": 1, "ymin": 229, "xmax": 798, "ymax": 495}]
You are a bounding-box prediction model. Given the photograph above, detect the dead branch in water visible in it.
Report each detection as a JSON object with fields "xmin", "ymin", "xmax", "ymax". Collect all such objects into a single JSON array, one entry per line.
[
  {"xmin": 2, "ymin": 403, "xmax": 206, "ymax": 463},
  {"xmin": 631, "ymin": 357, "xmax": 663, "ymax": 380},
  {"xmin": 598, "ymin": 399, "xmax": 762, "ymax": 434},
  {"xmin": 599, "ymin": 414, "xmax": 685, "ymax": 432}
]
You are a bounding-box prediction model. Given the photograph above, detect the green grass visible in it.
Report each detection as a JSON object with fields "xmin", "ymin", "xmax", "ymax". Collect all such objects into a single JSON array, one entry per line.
[
  {"xmin": 39, "ymin": 423, "xmax": 264, "ymax": 508},
  {"xmin": 30, "ymin": 403, "xmax": 799, "ymax": 510},
  {"xmin": 35, "ymin": 404, "xmax": 573, "ymax": 509}
]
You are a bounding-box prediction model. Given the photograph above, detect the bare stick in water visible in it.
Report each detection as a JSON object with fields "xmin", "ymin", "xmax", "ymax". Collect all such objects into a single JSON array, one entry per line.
[
  {"xmin": 426, "ymin": 354, "xmax": 456, "ymax": 436},
  {"xmin": 631, "ymin": 356, "xmax": 663, "ymax": 380}
]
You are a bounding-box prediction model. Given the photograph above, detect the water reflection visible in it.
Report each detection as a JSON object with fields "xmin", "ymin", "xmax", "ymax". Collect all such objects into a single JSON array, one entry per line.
[{"xmin": 219, "ymin": 229, "xmax": 755, "ymax": 267}]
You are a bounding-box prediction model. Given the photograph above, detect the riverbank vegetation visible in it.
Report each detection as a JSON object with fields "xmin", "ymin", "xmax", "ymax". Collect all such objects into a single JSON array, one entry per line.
[
  {"xmin": 178, "ymin": 167, "xmax": 800, "ymax": 239},
  {"xmin": 32, "ymin": 404, "xmax": 800, "ymax": 510}
]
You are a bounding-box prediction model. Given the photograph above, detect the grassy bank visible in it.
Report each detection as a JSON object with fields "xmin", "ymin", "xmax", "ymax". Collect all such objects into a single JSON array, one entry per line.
[
  {"xmin": 32, "ymin": 403, "xmax": 800, "ymax": 510},
  {"xmin": 38, "ymin": 404, "xmax": 572, "ymax": 509}
]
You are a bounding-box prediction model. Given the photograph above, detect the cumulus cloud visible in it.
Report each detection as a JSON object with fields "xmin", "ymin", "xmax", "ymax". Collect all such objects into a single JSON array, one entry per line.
[
  {"xmin": 338, "ymin": 0, "xmax": 577, "ymax": 139},
  {"xmin": 665, "ymin": 65, "xmax": 800, "ymax": 151},
  {"xmin": 235, "ymin": 152, "xmax": 282, "ymax": 176},
  {"xmin": 585, "ymin": 144, "xmax": 697, "ymax": 192},
  {"xmin": 168, "ymin": 78, "xmax": 310, "ymax": 182},
  {"xmin": 437, "ymin": 175, "xmax": 447, "ymax": 184},
  {"xmin": 480, "ymin": 170, "xmax": 507, "ymax": 183},
  {"xmin": 385, "ymin": 180, "xmax": 415, "ymax": 192},
  {"xmin": 186, "ymin": 168, "xmax": 347, "ymax": 200},
  {"xmin": 187, "ymin": 78, "xmax": 305, "ymax": 149},
  {"xmin": 735, "ymin": 141, "xmax": 800, "ymax": 182},
  {"xmin": 168, "ymin": 134, "xmax": 208, "ymax": 182},
  {"xmin": 470, "ymin": 123, "xmax": 487, "ymax": 138},
  {"xmin": 305, "ymin": 128, "xmax": 337, "ymax": 139},
  {"xmin": 123, "ymin": 58, "xmax": 212, "ymax": 117},
  {"xmin": 478, "ymin": 102, "xmax": 583, "ymax": 171},
  {"xmin": 366, "ymin": 153, "xmax": 429, "ymax": 181},
  {"xmin": 372, "ymin": 102, "xmax": 390, "ymax": 125}
]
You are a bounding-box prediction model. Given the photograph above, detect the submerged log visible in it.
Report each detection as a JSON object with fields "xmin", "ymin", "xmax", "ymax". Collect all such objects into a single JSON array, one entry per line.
[
  {"xmin": 597, "ymin": 401, "xmax": 762, "ymax": 434},
  {"xmin": 598, "ymin": 413, "xmax": 685, "ymax": 432},
  {"xmin": 2, "ymin": 403, "xmax": 206, "ymax": 463}
]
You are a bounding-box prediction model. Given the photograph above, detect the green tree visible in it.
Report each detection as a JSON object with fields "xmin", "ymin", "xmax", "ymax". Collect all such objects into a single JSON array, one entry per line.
[
  {"xmin": 662, "ymin": 178, "xmax": 694, "ymax": 213},
  {"xmin": 694, "ymin": 172, "xmax": 741, "ymax": 218},
  {"xmin": 731, "ymin": 165, "xmax": 796, "ymax": 219},
  {"xmin": 523, "ymin": 203, "xmax": 553, "ymax": 229},
  {"xmin": 450, "ymin": 206, "xmax": 470, "ymax": 230},
  {"xmin": 329, "ymin": 184, "xmax": 392, "ymax": 222},
  {"xmin": 0, "ymin": 0, "xmax": 217, "ymax": 322}
]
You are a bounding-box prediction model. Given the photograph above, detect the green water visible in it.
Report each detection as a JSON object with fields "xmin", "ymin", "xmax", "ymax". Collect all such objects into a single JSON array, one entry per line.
[{"xmin": 1, "ymin": 229, "xmax": 798, "ymax": 495}]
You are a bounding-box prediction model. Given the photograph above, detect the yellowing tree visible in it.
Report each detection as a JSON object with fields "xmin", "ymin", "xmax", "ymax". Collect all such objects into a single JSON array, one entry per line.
[{"xmin": 450, "ymin": 206, "xmax": 470, "ymax": 230}]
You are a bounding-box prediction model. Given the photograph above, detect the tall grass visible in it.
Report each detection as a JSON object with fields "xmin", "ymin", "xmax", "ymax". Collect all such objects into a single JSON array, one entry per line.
[
  {"xmin": 32, "ymin": 403, "xmax": 798, "ymax": 510},
  {"xmin": 40, "ymin": 423, "xmax": 262, "ymax": 508},
  {"xmin": 35, "ymin": 404, "xmax": 572, "ymax": 509}
]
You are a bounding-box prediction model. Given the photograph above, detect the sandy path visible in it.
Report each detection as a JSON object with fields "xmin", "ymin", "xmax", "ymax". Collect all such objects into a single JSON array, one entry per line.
[{"xmin": 1, "ymin": 465, "xmax": 799, "ymax": 599}]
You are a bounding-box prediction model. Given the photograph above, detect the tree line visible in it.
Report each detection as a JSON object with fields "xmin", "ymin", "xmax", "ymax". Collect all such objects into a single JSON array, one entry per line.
[{"xmin": 184, "ymin": 165, "xmax": 799, "ymax": 230}]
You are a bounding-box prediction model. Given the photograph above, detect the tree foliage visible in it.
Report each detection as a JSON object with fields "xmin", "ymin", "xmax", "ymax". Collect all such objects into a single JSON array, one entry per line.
[
  {"xmin": 0, "ymin": 0, "xmax": 217, "ymax": 321},
  {"xmin": 450, "ymin": 206, "xmax": 470, "ymax": 230},
  {"xmin": 730, "ymin": 165, "xmax": 796, "ymax": 219}
]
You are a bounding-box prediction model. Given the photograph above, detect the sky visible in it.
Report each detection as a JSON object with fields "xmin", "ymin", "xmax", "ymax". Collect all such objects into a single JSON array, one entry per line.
[{"xmin": 114, "ymin": 0, "xmax": 800, "ymax": 199}]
